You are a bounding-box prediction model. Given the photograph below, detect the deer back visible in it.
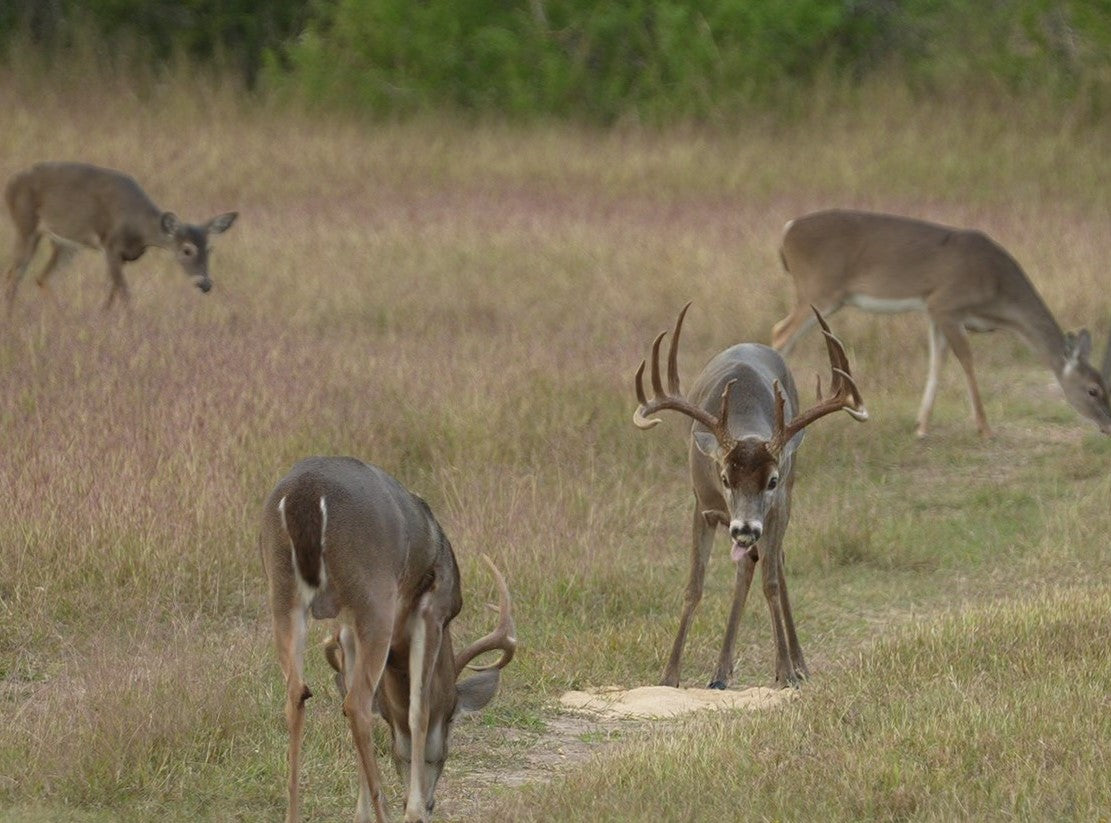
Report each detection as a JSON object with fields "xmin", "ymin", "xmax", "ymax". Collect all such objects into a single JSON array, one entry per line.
[
  {"xmin": 24, "ymin": 162, "xmax": 164, "ymax": 244},
  {"xmin": 261, "ymin": 456, "xmax": 462, "ymax": 631}
]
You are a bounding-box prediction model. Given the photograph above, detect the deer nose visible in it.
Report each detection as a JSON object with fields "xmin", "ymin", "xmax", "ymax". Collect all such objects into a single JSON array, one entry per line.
[
  {"xmin": 729, "ymin": 520, "xmax": 762, "ymax": 545},
  {"xmin": 197, "ymin": 280, "xmax": 212, "ymax": 293}
]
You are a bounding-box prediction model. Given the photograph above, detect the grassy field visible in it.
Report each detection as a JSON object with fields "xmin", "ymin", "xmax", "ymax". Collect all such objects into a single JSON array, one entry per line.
[{"xmin": 1, "ymin": 72, "xmax": 1109, "ymax": 821}]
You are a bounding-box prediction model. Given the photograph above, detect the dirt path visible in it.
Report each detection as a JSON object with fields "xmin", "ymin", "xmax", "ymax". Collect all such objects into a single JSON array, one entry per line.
[{"xmin": 441, "ymin": 685, "xmax": 795, "ymax": 820}]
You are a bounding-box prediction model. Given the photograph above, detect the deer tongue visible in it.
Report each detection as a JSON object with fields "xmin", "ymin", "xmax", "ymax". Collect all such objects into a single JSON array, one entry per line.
[{"xmin": 731, "ymin": 540, "xmax": 759, "ymax": 563}]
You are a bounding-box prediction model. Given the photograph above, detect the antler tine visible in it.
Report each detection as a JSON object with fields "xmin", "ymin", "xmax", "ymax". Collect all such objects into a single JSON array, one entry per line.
[
  {"xmin": 718, "ymin": 378, "xmax": 738, "ymax": 437},
  {"xmin": 635, "ymin": 359, "xmax": 650, "ymax": 407},
  {"xmin": 668, "ymin": 301, "xmax": 692, "ymax": 395},
  {"xmin": 773, "ymin": 378, "xmax": 787, "ymax": 437},
  {"xmin": 455, "ymin": 555, "xmax": 517, "ymax": 676},
  {"xmin": 632, "ymin": 303, "xmax": 731, "ymax": 442},
  {"xmin": 770, "ymin": 308, "xmax": 868, "ymax": 454},
  {"xmin": 814, "ymin": 306, "xmax": 868, "ymax": 420},
  {"xmin": 649, "ymin": 329, "xmax": 667, "ymax": 398}
]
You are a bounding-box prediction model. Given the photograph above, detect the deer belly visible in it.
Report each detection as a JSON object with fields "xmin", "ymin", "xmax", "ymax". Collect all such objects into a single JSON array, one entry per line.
[
  {"xmin": 845, "ymin": 294, "xmax": 927, "ymax": 314},
  {"xmin": 43, "ymin": 227, "xmax": 102, "ymax": 251}
]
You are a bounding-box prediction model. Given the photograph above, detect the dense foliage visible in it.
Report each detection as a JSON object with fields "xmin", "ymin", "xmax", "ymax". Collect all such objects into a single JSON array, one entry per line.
[{"xmin": 2, "ymin": 0, "xmax": 1110, "ymax": 121}]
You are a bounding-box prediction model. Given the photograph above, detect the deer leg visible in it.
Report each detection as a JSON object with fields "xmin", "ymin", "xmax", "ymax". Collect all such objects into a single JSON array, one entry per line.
[
  {"xmin": 938, "ymin": 321, "xmax": 991, "ymax": 437},
  {"xmin": 759, "ymin": 540, "xmax": 800, "ymax": 688},
  {"xmin": 916, "ymin": 317, "xmax": 950, "ymax": 437},
  {"xmin": 4, "ymin": 230, "xmax": 42, "ymax": 312},
  {"xmin": 346, "ymin": 610, "xmax": 394, "ymax": 823},
  {"xmin": 273, "ymin": 604, "xmax": 312, "ymax": 823},
  {"xmin": 709, "ymin": 552, "xmax": 757, "ymax": 689},
  {"xmin": 103, "ymin": 253, "xmax": 131, "ymax": 311},
  {"xmin": 775, "ymin": 549, "xmax": 808, "ymax": 680},
  {"xmin": 772, "ymin": 301, "xmax": 816, "ymax": 354},
  {"xmin": 772, "ymin": 299, "xmax": 842, "ymax": 355},
  {"xmin": 34, "ymin": 241, "xmax": 76, "ymax": 307},
  {"xmin": 661, "ymin": 502, "xmax": 716, "ymax": 688},
  {"xmin": 404, "ymin": 597, "xmax": 443, "ymax": 823}
]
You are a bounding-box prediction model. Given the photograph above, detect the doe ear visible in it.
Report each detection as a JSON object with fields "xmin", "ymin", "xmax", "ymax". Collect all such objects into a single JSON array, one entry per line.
[
  {"xmin": 454, "ymin": 668, "xmax": 501, "ymax": 717},
  {"xmin": 1065, "ymin": 328, "xmax": 1092, "ymax": 365},
  {"xmin": 692, "ymin": 429, "xmax": 719, "ymax": 459},
  {"xmin": 206, "ymin": 211, "xmax": 238, "ymax": 235},
  {"xmin": 160, "ymin": 212, "xmax": 181, "ymax": 236}
]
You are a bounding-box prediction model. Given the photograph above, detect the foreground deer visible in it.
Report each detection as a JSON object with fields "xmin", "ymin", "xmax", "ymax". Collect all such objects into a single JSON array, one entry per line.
[
  {"xmin": 772, "ymin": 209, "xmax": 1111, "ymax": 436},
  {"xmin": 635, "ymin": 303, "xmax": 866, "ymax": 688},
  {"xmin": 260, "ymin": 456, "xmax": 516, "ymax": 823},
  {"xmin": 4, "ymin": 162, "xmax": 237, "ymax": 310}
]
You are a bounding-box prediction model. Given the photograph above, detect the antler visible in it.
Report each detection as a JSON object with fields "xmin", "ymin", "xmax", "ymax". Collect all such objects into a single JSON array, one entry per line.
[
  {"xmin": 634, "ymin": 302, "xmax": 736, "ymax": 451},
  {"xmin": 454, "ymin": 554, "xmax": 517, "ymax": 676},
  {"xmin": 768, "ymin": 306, "xmax": 868, "ymax": 455}
]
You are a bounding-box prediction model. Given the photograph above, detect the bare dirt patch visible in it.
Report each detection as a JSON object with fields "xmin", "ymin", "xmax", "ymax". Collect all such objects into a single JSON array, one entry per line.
[{"xmin": 560, "ymin": 684, "xmax": 795, "ymax": 719}]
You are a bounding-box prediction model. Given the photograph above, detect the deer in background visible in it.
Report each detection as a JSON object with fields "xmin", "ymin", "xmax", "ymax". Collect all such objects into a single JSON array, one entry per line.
[
  {"xmin": 634, "ymin": 303, "xmax": 866, "ymax": 689},
  {"xmin": 771, "ymin": 209, "xmax": 1111, "ymax": 437},
  {"xmin": 260, "ymin": 456, "xmax": 517, "ymax": 823},
  {"xmin": 4, "ymin": 162, "xmax": 237, "ymax": 311}
]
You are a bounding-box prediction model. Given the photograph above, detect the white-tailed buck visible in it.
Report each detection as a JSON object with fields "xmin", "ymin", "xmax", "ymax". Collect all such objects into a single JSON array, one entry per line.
[
  {"xmin": 772, "ymin": 209, "xmax": 1111, "ymax": 436},
  {"xmin": 634, "ymin": 303, "xmax": 866, "ymax": 688},
  {"xmin": 4, "ymin": 162, "xmax": 237, "ymax": 311},
  {"xmin": 260, "ymin": 456, "xmax": 517, "ymax": 823}
]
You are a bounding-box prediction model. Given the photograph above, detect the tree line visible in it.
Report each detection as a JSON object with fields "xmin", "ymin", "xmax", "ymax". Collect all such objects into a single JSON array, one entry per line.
[{"xmin": 3, "ymin": 0, "xmax": 1108, "ymax": 122}]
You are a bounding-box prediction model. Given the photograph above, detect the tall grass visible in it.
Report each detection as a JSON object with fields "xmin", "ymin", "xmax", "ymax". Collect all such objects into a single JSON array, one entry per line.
[{"xmin": 0, "ymin": 69, "xmax": 1109, "ymax": 820}]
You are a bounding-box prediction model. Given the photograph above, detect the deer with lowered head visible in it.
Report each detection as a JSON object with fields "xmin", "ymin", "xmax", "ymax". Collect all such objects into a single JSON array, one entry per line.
[
  {"xmin": 4, "ymin": 162, "xmax": 237, "ymax": 311},
  {"xmin": 772, "ymin": 209, "xmax": 1111, "ymax": 436},
  {"xmin": 635, "ymin": 303, "xmax": 866, "ymax": 688},
  {"xmin": 260, "ymin": 456, "xmax": 517, "ymax": 823}
]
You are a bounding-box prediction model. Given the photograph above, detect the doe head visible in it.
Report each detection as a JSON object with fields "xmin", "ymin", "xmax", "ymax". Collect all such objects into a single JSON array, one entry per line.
[
  {"xmin": 1061, "ymin": 329, "xmax": 1111, "ymax": 435},
  {"xmin": 160, "ymin": 211, "xmax": 238, "ymax": 294}
]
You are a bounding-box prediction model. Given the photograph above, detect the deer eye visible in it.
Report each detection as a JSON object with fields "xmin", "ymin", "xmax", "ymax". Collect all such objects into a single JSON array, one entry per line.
[
  {"xmin": 1088, "ymin": 386, "xmax": 1100, "ymax": 398},
  {"xmin": 766, "ymin": 475, "xmax": 779, "ymax": 491},
  {"xmin": 182, "ymin": 245, "xmax": 197, "ymax": 258}
]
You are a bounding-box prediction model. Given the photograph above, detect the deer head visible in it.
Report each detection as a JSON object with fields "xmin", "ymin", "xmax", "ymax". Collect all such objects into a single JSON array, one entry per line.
[
  {"xmin": 635, "ymin": 303, "xmax": 866, "ymax": 561},
  {"xmin": 160, "ymin": 211, "xmax": 238, "ymax": 293},
  {"xmin": 1061, "ymin": 329, "xmax": 1111, "ymax": 434}
]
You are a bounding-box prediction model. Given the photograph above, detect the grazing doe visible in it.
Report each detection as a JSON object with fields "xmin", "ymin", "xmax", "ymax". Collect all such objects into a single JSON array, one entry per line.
[
  {"xmin": 772, "ymin": 209, "xmax": 1111, "ymax": 436},
  {"xmin": 4, "ymin": 162, "xmax": 237, "ymax": 310},
  {"xmin": 260, "ymin": 456, "xmax": 517, "ymax": 823},
  {"xmin": 634, "ymin": 303, "xmax": 866, "ymax": 688}
]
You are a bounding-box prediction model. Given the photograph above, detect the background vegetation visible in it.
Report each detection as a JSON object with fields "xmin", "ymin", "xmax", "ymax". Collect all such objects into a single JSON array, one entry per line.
[
  {"xmin": 2, "ymin": 0, "xmax": 1111, "ymax": 122},
  {"xmin": 1, "ymin": 3, "xmax": 1110, "ymax": 822}
]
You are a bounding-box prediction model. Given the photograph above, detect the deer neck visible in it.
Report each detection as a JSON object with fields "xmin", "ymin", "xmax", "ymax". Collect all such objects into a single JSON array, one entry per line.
[{"xmin": 1004, "ymin": 288, "xmax": 1069, "ymax": 377}]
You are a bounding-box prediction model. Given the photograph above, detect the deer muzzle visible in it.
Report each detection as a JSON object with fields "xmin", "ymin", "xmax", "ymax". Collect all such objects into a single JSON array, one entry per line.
[{"xmin": 729, "ymin": 520, "xmax": 762, "ymax": 561}]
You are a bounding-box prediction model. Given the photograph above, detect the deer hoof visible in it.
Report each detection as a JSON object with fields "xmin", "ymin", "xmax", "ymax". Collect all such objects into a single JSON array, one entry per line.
[{"xmin": 707, "ymin": 679, "xmax": 727, "ymax": 690}]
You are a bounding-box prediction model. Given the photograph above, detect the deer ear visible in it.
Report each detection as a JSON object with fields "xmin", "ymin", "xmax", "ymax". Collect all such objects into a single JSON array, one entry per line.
[
  {"xmin": 454, "ymin": 669, "xmax": 501, "ymax": 717},
  {"xmin": 160, "ymin": 212, "xmax": 181, "ymax": 236},
  {"xmin": 693, "ymin": 429, "xmax": 719, "ymax": 458},
  {"xmin": 206, "ymin": 212, "xmax": 238, "ymax": 235}
]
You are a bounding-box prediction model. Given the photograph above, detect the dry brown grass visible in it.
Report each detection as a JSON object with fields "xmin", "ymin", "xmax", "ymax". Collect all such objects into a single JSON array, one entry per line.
[{"xmin": 1, "ymin": 69, "xmax": 1109, "ymax": 820}]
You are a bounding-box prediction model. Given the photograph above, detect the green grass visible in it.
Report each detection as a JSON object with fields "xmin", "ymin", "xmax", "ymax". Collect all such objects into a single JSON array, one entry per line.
[
  {"xmin": 490, "ymin": 586, "xmax": 1111, "ymax": 821},
  {"xmin": 0, "ymin": 69, "xmax": 1109, "ymax": 821}
]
